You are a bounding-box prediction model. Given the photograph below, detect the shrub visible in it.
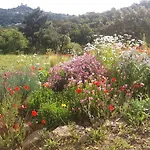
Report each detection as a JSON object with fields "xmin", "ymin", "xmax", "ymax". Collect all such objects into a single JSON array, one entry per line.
[
  {"xmin": 27, "ymin": 88, "xmax": 56, "ymax": 110},
  {"xmin": 48, "ymin": 53, "xmax": 106, "ymax": 91},
  {"xmin": 38, "ymin": 102, "xmax": 70, "ymax": 128}
]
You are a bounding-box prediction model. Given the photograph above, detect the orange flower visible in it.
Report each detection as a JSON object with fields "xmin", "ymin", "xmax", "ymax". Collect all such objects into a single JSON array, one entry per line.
[
  {"xmin": 23, "ymin": 85, "xmax": 30, "ymax": 91},
  {"xmin": 38, "ymin": 68, "xmax": 42, "ymax": 71},
  {"xmin": 76, "ymin": 88, "xmax": 82, "ymax": 94},
  {"xmin": 31, "ymin": 110, "xmax": 37, "ymax": 117},
  {"xmin": 43, "ymin": 82, "xmax": 49, "ymax": 88},
  {"xmin": 103, "ymin": 89, "xmax": 109, "ymax": 93},
  {"xmin": 109, "ymin": 105, "xmax": 115, "ymax": 111},
  {"xmin": 41, "ymin": 119, "xmax": 46, "ymax": 125}
]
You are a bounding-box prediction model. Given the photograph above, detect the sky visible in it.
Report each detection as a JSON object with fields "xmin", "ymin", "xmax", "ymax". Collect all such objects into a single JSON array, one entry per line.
[{"xmin": 0, "ymin": 0, "xmax": 140, "ymax": 15}]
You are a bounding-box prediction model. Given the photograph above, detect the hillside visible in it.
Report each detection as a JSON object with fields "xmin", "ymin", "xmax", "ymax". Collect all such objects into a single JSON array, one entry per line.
[
  {"xmin": 0, "ymin": 5, "xmax": 72, "ymax": 26},
  {"xmin": 0, "ymin": 5, "xmax": 33, "ymax": 26}
]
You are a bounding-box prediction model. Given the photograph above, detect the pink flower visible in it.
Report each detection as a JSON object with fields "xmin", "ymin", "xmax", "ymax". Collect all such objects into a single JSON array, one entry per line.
[{"xmin": 140, "ymin": 83, "xmax": 144, "ymax": 87}]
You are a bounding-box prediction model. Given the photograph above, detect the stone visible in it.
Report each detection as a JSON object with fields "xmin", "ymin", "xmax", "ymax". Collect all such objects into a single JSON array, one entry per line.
[{"xmin": 22, "ymin": 129, "xmax": 44, "ymax": 149}]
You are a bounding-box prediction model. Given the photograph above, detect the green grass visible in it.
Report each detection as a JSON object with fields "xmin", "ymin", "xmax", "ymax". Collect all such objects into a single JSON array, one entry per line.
[{"xmin": 0, "ymin": 54, "xmax": 71, "ymax": 73}]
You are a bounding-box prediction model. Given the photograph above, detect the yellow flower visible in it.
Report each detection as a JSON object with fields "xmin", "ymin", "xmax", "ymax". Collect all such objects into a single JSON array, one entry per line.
[{"xmin": 61, "ymin": 104, "xmax": 67, "ymax": 107}]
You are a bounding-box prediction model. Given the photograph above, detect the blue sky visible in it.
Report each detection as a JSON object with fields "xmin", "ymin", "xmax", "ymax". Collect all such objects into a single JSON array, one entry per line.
[{"xmin": 0, "ymin": 0, "xmax": 140, "ymax": 15}]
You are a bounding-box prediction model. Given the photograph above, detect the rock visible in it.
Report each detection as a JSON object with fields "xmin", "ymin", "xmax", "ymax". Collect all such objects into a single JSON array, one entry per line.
[
  {"xmin": 22, "ymin": 129, "xmax": 44, "ymax": 149},
  {"xmin": 52, "ymin": 125, "xmax": 72, "ymax": 138}
]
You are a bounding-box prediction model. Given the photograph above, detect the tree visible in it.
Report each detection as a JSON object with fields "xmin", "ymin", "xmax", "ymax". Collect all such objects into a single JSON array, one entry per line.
[{"xmin": 19, "ymin": 8, "xmax": 47, "ymax": 47}]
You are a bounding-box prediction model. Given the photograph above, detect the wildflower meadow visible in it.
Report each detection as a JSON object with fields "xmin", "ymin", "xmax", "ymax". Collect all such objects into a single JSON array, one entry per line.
[{"xmin": 0, "ymin": 34, "xmax": 150, "ymax": 149}]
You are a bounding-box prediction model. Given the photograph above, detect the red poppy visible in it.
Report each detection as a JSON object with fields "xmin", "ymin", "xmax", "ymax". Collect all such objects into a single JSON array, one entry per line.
[
  {"xmin": 0, "ymin": 114, "xmax": 2, "ymax": 119},
  {"xmin": 111, "ymin": 78, "xmax": 117, "ymax": 82},
  {"xmin": 109, "ymin": 105, "xmax": 115, "ymax": 111},
  {"xmin": 15, "ymin": 86, "xmax": 20, "ymax": 91},
  {"xmin": 93, "ymin": 81, "xmax": 100, "ymax": 87},
  {"xmin": 76, "ymin": 88, "xmax": 82, "ymax": 94},
  {"xmin": 23, "ymin": 85, "xmax": 30, "ymax": 91},
  {"xmin": 31, "ymin": 110, "xmax": 37, "ymax": 117},
  {"xmin": 13, "ymin": 124, "xmax": 19, "ymax": 130},
  {"xmin": 41, "ymin": 119, "xmax": 46, "ymax": 125}
]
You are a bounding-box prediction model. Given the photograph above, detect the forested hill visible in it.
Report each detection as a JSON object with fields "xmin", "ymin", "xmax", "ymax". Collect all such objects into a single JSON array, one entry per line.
[
  {"xmin": 0, "ymin": 5, "xmax": 72, "ymax": 26},
  {"xmin": 0, "ymin": 5, "xmax": 33, "ymax": 26}
]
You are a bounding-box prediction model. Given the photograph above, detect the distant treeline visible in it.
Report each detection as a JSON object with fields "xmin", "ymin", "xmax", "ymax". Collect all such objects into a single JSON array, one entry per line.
[{"xmin": 0, "ymin": 0, "xmax": 150, "ymax": 54}]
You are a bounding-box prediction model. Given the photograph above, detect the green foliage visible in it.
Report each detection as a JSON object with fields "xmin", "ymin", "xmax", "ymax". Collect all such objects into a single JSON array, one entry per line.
[
  {"xmin": 66, "ymin": 42, "xmax": 83, "ymax": 56},
  {"xmin": 0, "ymin": 28, "xmax": 28, "ymax": 54},
  {"xmin": 38, "ymin": 102, "xmax": 70, "ymax": 128},
  {"xmin": 121, "ymin": 97, "xmax": 150, "ymax": 125},
  {"xmin": 28, "ymin": 88, "xmax": 55, "ymax": 110},
  {"xmin": 19, "ymin": 7, "xmax": 47, "ymax": 49},
  {"xmin": 89, "ymin": 126, "xmax": 106, "ymax": 143}
]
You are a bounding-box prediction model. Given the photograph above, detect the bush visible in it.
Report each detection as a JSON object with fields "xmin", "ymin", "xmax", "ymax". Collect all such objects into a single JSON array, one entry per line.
[
  {"xmin": 38, "ymin": 102, "xmax": 70, "ymax": 128},
  {"xmin": 28, "ymin": 88, "xmax": 56, "ymax": 110},
  {"xmin": 48, "ymin": 53, "xmax": 106, "ymax": 91}
]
